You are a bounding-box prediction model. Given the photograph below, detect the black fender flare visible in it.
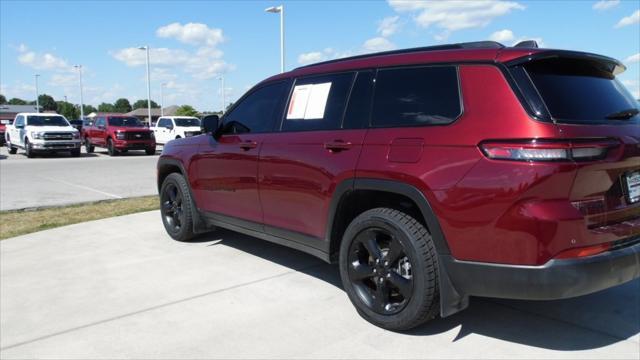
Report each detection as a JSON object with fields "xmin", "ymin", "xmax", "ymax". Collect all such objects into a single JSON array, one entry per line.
[{"xmin": 325, "ymin": 178, "xmax": 468, "ymax": 317}]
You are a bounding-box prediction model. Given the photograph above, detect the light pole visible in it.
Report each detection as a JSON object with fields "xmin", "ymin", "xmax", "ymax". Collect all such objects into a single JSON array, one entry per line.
[
  {"xmin": 74, "ymin": 65, "xmax": 85, "ymax": 119},
  {"xmin": 34, "ymin": 74, "xmax": 40, "ymax": 113},
  {"xmin": 218, "ymin": 75, "xmax": 225, "ymax": 113},
  {"xmin": 138, "ymin": 46, "xmax": 152, "ymax": 123},
  {"xmin": 265, "ymin": 5, "xmax": 285, "ymax": 73},
  {"xmin": 160, "ymin": 82, "xmax": 167, "ymax": 117}
]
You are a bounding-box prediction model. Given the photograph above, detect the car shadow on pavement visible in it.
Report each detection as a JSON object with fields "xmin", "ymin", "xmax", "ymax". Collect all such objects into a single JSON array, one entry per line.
[{"xmin": 206, "ymin": 228, "xmax": 639, "ymax": 352}]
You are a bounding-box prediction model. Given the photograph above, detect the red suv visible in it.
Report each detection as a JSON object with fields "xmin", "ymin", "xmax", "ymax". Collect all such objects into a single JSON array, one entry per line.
[
  {"xmin": 157, "ymin": 41, "xmax": 640, "ymax": 330},
  {"xmin": 84, "ymin": 115, "xmax": 156, "ymax": 156}
]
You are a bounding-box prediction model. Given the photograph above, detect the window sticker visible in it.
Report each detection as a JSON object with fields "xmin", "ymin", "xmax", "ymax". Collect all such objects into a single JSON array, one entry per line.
[{"xmin": 287, "ymin": 82, "xmax": 332, "ymax": 120}]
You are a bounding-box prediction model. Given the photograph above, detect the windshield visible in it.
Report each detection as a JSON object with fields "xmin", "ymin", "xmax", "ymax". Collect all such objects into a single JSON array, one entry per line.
[
  {"xmin": 108, "ymin": 117, "xmax": 144, "ymax": 127},
  {"xmin": 174, "ymin": 118, "xmax": 201, "ymax": 127},
  {"xmin": 524, "ymin": 58, "xmax": 639, "ymax": 124},
  {"xmin": 27, "ymin": 115, "xmax": 69, "ymax": 126}
]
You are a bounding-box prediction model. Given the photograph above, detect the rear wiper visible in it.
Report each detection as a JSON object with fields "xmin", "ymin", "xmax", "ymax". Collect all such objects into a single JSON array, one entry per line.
[{"xmin": 605, "ymin": 108, "xmax": 639, "ymax": 120}]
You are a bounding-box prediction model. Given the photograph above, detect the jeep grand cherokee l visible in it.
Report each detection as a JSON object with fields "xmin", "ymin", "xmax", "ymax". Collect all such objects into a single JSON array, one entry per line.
[{"xmin": 157, "ymin": 41, "xmax": 640, "ymax": 330}]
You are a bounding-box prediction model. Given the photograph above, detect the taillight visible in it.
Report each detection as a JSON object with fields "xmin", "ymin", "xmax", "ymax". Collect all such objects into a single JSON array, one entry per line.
[{"xmin": 480, "ymin": 139, "xmax": 618, "ymax": 162}]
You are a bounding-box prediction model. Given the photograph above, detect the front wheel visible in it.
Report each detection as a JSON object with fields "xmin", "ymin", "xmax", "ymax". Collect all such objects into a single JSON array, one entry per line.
[
  {"xmin": 6, "ymin": 136, "xmax": 17, "ymax": 154},
  {"xmin": 71, "ymin": 148, "xmax": 81, "ymax": 157},
  {"xmin": 160, "ymin": 173, "xmax": 196, "ymax": 241},
  {"xmin": 25, "ymin": 139, "xmax": 35, "ymax": 158},
  {"xmin": 145, "ymin": 147, "xmax": 156, "ymax": 155},
  {"xmin": 107, "ymin": 138, "xmax": 118, "ymax": 156},
  {"xmin": 85, "ymin": 138, "xmax": 94, "ymax": 153},
  {"xmin": 339, "ymin": 208, "xmax": 439, "ymax": 331}
]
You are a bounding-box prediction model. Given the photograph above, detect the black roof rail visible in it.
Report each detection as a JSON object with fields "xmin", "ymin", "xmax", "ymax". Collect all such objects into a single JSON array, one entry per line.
[{"xmin": 295, "ymin": 41, "xmax": 505, "ymax": 69}]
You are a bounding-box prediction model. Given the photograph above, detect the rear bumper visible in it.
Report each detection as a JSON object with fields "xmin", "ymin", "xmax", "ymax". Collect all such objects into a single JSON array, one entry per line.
[{"xmin": 442, "ymin": 236, "xmax": 640, "ymax": 301}]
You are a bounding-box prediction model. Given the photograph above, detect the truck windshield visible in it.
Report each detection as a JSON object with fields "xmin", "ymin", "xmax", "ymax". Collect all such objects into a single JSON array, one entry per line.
[
  {"xmin": 27, "ymin": 115, "xmax": 69, "ymax": 126},
  {"xmin": 108, "ymin": 117, "xmax": 144, "ymax": 127},
  {"xmin": 174, "ymin": 118, "xmax": 201, "ymax": 127},
  {"xmin": 523, "ymin": 57, "xmax": 639, "ymax": 124}
]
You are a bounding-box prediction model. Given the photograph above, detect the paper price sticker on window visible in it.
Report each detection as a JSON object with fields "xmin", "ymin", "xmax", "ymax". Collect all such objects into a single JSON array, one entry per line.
[{"xmin": 287, "ymin": 82, "xmax": 332, "ymax": 120}]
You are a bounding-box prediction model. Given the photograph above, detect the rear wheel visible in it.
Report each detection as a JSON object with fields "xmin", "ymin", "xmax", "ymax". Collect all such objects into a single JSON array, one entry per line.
[
  {"xmin": 85, "ymin": 138, "xmax": 94, "ymax": 153},
  {"xmin": 107, "ymin": 138, "xmax": 118, "ymax": 156},
  {"xmin": 160, "ymin": 173, "xmax": 196, "ymax": 241},
  {"xmin": 339, "ymin": 208, "xmax": 439, "ymax": 331},
  {"xmin": 25, "ymin": 139, "xmax": 35, "ymax": 158}
]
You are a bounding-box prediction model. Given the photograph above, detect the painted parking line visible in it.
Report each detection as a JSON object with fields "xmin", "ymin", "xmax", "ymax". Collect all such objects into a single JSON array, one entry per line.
[{"xmin": 37, "ymin": 176, "xmax": 123, "ymax": 200}]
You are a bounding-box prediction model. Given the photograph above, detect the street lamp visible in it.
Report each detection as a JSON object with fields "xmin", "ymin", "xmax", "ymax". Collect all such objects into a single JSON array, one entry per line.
[
  {"xmin": 138, "ymin": 46, "xmax": 152, "ymax": 123},
  {"xmin": 160, "ymin": 82, "xmax": 167, "ymax": 117},
  {"xmin": 34, "ymin": 74, "xmax": 40, "ymax": 113},
  {"xmin": 218, "ymin": 75, "xmax": 226, "ymax": 113},
  {"xmin": 73, "ymin": 65, "xmax": 85, "ymax": 120},
  {"xmin": 265, "ymin": 5, "xmax": 285, "ymax": 73}
]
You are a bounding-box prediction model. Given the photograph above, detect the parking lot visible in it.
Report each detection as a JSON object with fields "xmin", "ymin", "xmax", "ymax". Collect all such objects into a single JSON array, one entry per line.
[
  {"xmin": 0, "ymin": 211, "xmax": 638, "ymax": 359},
  {"xmin": 0, "ymin": 146, "xmax": 159, "ymax": 210}
]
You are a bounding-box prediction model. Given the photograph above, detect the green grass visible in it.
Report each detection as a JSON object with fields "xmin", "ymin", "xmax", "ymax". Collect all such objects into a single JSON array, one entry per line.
[{"xmin": 0, "ymin": 196, "xmax": 159, "ymax": 240}]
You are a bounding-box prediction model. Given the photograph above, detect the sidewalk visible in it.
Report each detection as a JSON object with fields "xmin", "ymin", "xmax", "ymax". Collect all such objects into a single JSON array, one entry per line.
[{"xmin": 1, "ymin": 211, "xmax": 638, "ymax": 359}]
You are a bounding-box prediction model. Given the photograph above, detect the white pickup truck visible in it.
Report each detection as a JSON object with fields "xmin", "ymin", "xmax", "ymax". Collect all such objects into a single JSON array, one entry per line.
[
  {"xmin": 152, "ymin": 116, "xmax": 202, "ymax": 145},
  {"xmin": 5, "ymin": 113, "xmax": 82, "ymax": 158}
]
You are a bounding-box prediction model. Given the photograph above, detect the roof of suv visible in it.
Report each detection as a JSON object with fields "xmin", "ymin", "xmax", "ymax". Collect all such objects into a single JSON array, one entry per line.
[{"xmin": 263, "ymin": 40, "xmax": 625, "ymax": 83}]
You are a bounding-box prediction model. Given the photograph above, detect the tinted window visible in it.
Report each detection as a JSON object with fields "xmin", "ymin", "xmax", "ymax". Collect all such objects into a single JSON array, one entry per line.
[
  {"xmin": 372, "ymin": 66, "xmax": 461, "ymax": 127},
  {"xmin": 96, "ymin": 118, "xmax": 105, "ymax": 127},
  {"xmin": 222, "ymin": 81, "xmax": 289, "ymax": 134},
  {"xmin": 525, "ymin": 58, "xmax": 639, "ymax": 124},
  {"xmin": 108, "ymin": 117, "xmax": 144, "ymax": 127},
  {"xmin": 174, "ymin": 118, "xmax": 200, "ymax": 127},
  {"xmin": 158, "ymin": 118, "xmax": 170, "ymax": 127},
  {"xmin": 282, "ymin": 72, "xmax": 354, "ymax": 132},
  {"xmin": 27, "ymin": 115, "xmax": 69, "ymax": 126},
  {"xmin": 343, "ymin": 71, "xmax": 374, "ymax": 129},
  {"xmin": 15, "ymin": 116, "xmax": 24, "ymax": 127}
]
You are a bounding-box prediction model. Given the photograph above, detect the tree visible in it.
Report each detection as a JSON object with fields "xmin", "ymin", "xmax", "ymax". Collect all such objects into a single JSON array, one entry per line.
[
  {"xmin": 0, "ymin": 94, "xmax": 6, "ymax": 104},
  {"xmin": 57, "ymin": 101, "xmax": 79, "ymax": 120},
  {"xmin": 175, "ymin": 105, "xmax": 199, "ymax": 117},
  {"xmin": 113, "ymin": 98, "xmax": 132, "ymax": 113},
  {"xmin": 132, "ymin": 99, "xmax": 159, "ymax": 110},
  {"xmin": 38, "ymin": 94, "xmax": 57, "ymax": 112},
  {"xmin": 98, "ymin": 102, "xmax": 116, "ymax": 112},
  {"xmin": 8, "ymin": 98, "xmax": 27, "ymax": 105},
  {"xmin": 82, "ymin": 104, "xmax": 97, "ymax": 115}
]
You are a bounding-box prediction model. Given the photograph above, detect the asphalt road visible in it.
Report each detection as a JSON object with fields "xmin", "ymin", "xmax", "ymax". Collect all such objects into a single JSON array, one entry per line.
[
  {"xmin": 0, "ymin": 146, "xmax": 160, "ymax": 210},
  {"xmin": 1, "ymin": 211, "xmax": 638, "ymax": 359}
]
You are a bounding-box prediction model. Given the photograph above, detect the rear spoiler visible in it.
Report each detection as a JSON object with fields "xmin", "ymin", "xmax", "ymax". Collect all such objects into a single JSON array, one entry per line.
[{"xmin": 504, "ymin": 50, "xmax": 626, "ymax": 75}]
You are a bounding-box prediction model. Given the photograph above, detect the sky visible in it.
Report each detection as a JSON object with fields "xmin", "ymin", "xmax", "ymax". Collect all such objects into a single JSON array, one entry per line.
[{"xmin": 1, "ymin": 0, "xmax": 639, "ymax": 112}]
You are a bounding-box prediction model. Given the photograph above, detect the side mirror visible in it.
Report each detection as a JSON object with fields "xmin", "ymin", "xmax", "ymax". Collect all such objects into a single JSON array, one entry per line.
[
  {"xmin": 201, "ymin": 115, "xmax": 219, "ymax": 134},
  {"xmin": 165, "ymin": 124, "xmax": 173, "ymax": 129}
]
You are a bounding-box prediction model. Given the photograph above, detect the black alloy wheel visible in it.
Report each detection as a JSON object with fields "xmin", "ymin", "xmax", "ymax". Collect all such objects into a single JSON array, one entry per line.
[
  {"xmin": 159, "ymin": 173, "xmax": 196, "ymax": 241},
  {"xmin": 162, "ymin": 182, "xmax": 184, "ymax": 232},
  {"xmin": 347, "ymin": 227, "xmax": 413, "ymax": 315}
]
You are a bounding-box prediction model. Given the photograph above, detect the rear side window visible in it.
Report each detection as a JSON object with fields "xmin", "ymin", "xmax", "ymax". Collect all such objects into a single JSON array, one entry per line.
[
  {"xmin": 372, "ymin": 66, "xmax": 461, "ymax": 127},
  {"xmin": 223, "ymin": 81, "xmax": 290, "ymax": 134},
  {"xmin": 282, "ymin": 72, "xmax": 354, "ymax": 132},
  {"xmin": 524, "ymin": 58, "xmax": 639, "ymax": 124},
  {"xmin": 343, "ymin": 71, "xmax": 374, "ymax": 129}
]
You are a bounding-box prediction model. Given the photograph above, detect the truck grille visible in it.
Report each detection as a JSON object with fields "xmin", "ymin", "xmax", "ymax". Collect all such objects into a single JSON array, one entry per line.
[
  {"xmin": 43, "ymin": 132, "xmax": 74, "ymax": 140},
  {"xmin": 125, "ymin": 132, "xmax": 151, "ymax": 140}
]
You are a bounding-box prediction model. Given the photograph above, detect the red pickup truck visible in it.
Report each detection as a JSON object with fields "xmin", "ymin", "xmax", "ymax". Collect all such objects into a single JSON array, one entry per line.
[{"xmin": 83, "ymin": 115, "xmax": 156, "ymax": 156}]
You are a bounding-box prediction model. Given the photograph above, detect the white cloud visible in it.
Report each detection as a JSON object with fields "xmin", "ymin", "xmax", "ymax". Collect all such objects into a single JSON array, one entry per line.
[
  {"xmin": 0, "ymin": 81, "xmax": 36, "ymax": 100},
  {"xmin": 388, "ymin": 0, "xmax": 525, "ymax": 39},
  {"xmin": 621, "ymin": 79, "xmax": 639, "ymax": 99},
  {"xmin": 489, "ymin": 29, "xmax": 514, "ymax": 42},
  {"xmin": 298, "ymin": 52, "xmax": 328, "ymax": 65},
  {"xmin": 363, "ymin": 37, "xmax": 396, "ymax": 52},
  {"xmin": 624, "ymin": 53, "xmax": 640, "ymax": 64},
  {"xmin": 378, "ymin": 16, "xmax": 401, "ymax": 37},
  {"xmin": 48, "ymin": 74, "xmax": 77, "ymax": 88},
  {"xmin": 615, "ymin": 10, "xmax": 640, "ymax": 28},
  {"xmin": 16, "ymin": 45, "xmax": 70, "ymax": 71},
  {"xmin": 593, "ymin": 0, "xmax": 620, "ymax": 11},
  {"xmin": 156, "ymin": 22, "xmax": 224, "ymax": 47}
]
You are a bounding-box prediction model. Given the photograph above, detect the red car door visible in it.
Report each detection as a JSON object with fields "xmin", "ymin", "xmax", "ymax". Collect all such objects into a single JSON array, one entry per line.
[
  {"xmin": 259, "ymin": 71, "xmax": 373, "ymax": 244},
  {"xmin": 192, "ymin": 81, "xmax": 291, "ymax": 225}
]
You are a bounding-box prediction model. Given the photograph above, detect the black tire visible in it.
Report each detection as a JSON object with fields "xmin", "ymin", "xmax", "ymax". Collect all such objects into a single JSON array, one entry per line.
[
  {"xmin": 339, "ymin": 208, "xmax": 439, "ymax": 331},
  {"xmin": 7, "ymin": 136, "xmax": 17, "ymax": 154},
  {"xmin": 175, "ymin": 135, "xmax": 181, "ymax": 139},
  {"xmin": 145, "ymin": 147, "xmax": 155, "ymax": 155},
  {"xmin": 71, "ymin": 148, "xmax": 81, "ymax": 157},
  {"xmin": 160, "ymin": 173, "xmax": 196, "ymax": 241},
  {"xmin": 25, "ymin": 139, "xmax": 35, "ymax": 158},
  {"xmin": 85, "ymin": 138, "xmax": 94, "ymax": 153},
  {"xmin": 107, "ymin": 138, "xmax": 118, "ymax": 156}
]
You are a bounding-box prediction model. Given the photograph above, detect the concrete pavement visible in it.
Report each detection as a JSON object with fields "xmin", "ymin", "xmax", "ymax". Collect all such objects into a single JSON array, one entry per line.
[
  {"xmin": 0, "ymin": 146, "xmax": 159, "ymax": 210},
  {"xmin": 1, "ymin": 210, "xmax": 638, "ymax": 359}
]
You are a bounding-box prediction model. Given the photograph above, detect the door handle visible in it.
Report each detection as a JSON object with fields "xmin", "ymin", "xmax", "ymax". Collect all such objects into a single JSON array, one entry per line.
[
  {"xmin": 239, "ymin": 140, "xmax": 258, "ymax": 150},
  {"xmin": 324, "ymin": 140, "xmax": 352, "ymax": 152}
]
